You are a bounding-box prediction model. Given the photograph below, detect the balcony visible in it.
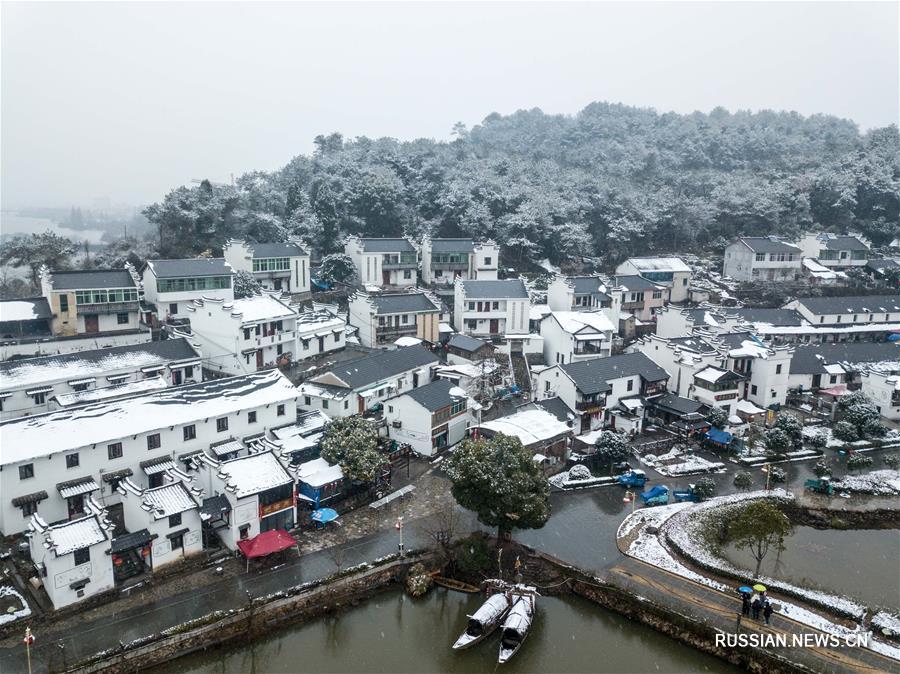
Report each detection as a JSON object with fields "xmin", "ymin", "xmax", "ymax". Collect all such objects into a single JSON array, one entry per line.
[
  {"xmin": 576, "ymin": 397, "xmax": 607, "ymax": 412},
  {"xmin": 431, "ymin": 261, "xmax": 468, "ymax": 271},
  {"xmin": 621, "ymin": 300, "xmax": 644, "ymax": 310},
  {"xmin": 377, "ymin": 323, "xmax": 417, "ymax": 337},
  {"xmin": 75, "ymin": 301, "xmax": 140, "ymax": 315},
  {"xmin": 382, "ymin": 256, "xmax": 418, "ymax": 270}
]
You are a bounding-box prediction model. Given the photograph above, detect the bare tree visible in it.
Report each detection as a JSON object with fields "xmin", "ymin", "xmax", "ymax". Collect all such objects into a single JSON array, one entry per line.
[
  {"xmin": 419, "ymin": 506, "xmax": 462, "ymax": 572},
  {"xmin": 326, "ymin": 544, "xmax": 346, "ymax": 574}
]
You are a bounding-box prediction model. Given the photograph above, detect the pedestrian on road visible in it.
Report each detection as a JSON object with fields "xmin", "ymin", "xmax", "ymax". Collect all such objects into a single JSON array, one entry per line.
[
  {"xmin": 763, "ymin": 601, "xmax": 774, "ymax": 626},
  {"xmin": 741, "ymin": 594, "xmax": 751, "ymax": 616},
  {"xmin": 752, "ymin": 597, "xmax": 762, "ymax": 620}
]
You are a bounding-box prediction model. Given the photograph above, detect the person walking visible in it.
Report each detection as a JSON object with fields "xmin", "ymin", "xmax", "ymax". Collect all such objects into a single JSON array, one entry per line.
[
  {"xmin": 741, "ymin": 594, "xmax": 751, "ymax": 616},
  {"xmin": 752, "ymin": 596, "xmax": 762, "ymax": 621},
  {"xmin": 763, "ymin": 601, "xmax": 774, "ymax": 626}
]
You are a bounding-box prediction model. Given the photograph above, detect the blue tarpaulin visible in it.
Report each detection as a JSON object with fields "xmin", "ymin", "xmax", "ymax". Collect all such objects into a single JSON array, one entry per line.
[
  {"xmin": 310, "ymin": 508, "xmax": 339, "ymax": 524},
  {"xmin": 705, "ymin": 428, "xmax": 733, "ymax": 445}
]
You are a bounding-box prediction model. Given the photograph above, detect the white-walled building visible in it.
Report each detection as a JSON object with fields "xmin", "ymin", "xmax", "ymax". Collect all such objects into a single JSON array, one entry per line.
[
  {"xmin": 546, "ymin": 276, "xmax": 616, "ymax": 315},
  {"xmin": 787, "ymin": 342, "xmax": 900, "ymax": 392},
  {"xmin": 384, "ymin": 379, "xmax": 472, "ymax": 456},
  {"xmin": 540, "ymin": 311, "xmax": 615, "ymax": 366},
  {"xmin": 785, "ymin": 295, "xmax": 900, "ymax": 328},
  {"xmin": 473, "ymin": 408, "xmax": 573, "ymax": 466},
  {"xmin": 691, "ymin": 365, "xmax": 745, "ymax": 416},
  {"xmin": 27, "ymin": 499, "xmax": 115, "ymax": 609},
  {"xmin": 632, "ymin": 334, "xmax": 722, "ymax": 399},
  {"xmin": 295, "ymin": 310, "xmax": 346, "ymax": 361},
  {"xmin": 0, "ymin": 370, "xmax": 299, "ymax": 536},
  {"xmin": 344, "ymin": 236, "xmax": 418, "ymax": 288},
  {"xmin": 348, "ymin": 291, "xmax": 441, "ymax": 347},
  {"xmin": 796, "ymin": 233, "xmax": 869, "ymax": 270},
  {"xmin": 182, "ymin": 293, "xmax": 299, "ymax": 376},
  {"xmin": 298, "ymin": 346, "xmax": 439, "ymax": 418},
  {"xmin": 223, "ymin": 239, "xmax": 311, "ymax": 295},
  {"xmin": 861, "ymin": 370, "xmax": 900, "ymax": 421},
  {"xmin": 615, "ymin": 257, "xmax": 692, "ymax": 303},
  {"xmin": 420, "ymin": 238, "xmax": 499, "ymax": 286},
  {"xmin": 40, "ymin": 267, "xmax": 143, "ymax": 337},
  {"xmin": 453, "ymin": 279, "xmax": 529, "ymax": 338},
  {"xmin": 608, "ymin": 275, "xmax": 668, "ymax": 323},
  {"xmin": 0, "ymin": 338, "xmax": 202, "ymax": 420},
  {"xmin": 722, "ymin": 237, "xmax": 801, "ymax": 282},
  {"xmin": 143, "ymin": 258, "xmax": 235, "ymax": 320}
]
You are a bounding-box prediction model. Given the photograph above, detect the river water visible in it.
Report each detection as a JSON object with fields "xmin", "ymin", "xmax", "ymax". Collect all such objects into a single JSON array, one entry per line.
[
  {"xmin": 0, "ymin": 212, "xmax": 106, "ymax": 243},
  {"xmin": 155, "ymin": 587, "xmax": 736, "ymax": 674},
  {"xmin": 724, "ymin": 526, "xmax": 900, "ymax": 610}
]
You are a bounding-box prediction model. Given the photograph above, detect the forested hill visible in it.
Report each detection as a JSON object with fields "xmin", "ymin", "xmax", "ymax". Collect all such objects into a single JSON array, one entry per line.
[{"xmin": 144, "ymin": 103, "xmax": 899, "ymax": 267}]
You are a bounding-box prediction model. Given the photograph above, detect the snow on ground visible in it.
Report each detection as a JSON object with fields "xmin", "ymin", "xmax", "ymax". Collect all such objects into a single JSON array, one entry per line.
[
  {"xmin": 833, "ymin": 469, "xmax": 900, "ymax": 496},
  {"xmin": 641, "ymin": 447, "xmax": 725, "ymax": 476},
  {"xmin": 872, "ymin": 611, "xmax": 900, "ymax": 636},
  {"xmin": 0, "ymin": 585, "xmax": 32, "ymax": 626},
  {"xmin": 549, "ymin": 467, "xmax": 615, "ymax": 490}
]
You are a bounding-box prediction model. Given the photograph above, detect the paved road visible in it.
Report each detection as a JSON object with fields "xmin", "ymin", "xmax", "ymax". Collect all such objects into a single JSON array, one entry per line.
[{"xmin": 607, "ymin": 557, "xmax": 897, "ymax": 674}]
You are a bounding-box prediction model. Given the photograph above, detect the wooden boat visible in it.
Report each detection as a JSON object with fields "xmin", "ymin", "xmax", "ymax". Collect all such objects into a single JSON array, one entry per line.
[
  {"xmin": 498, "ymin": 587, "xmax": 537, "ymax": 664},
  {"xmin": 432, "ymin": 576, "xmax": 480, "ymax": 594},
  {"xmin": 452, "ymin": 592, "xmax": 511, "ymax": 650}
]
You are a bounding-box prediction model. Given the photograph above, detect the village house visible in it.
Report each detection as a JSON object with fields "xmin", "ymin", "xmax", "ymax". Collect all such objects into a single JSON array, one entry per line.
[
  {"xmin": 453, "ymin": 279, "xmax": 529, "ymax": 339},
  {"xmin": 348, "ymin": 291, "xmax": 441, "ymax": 347},
  {"xmin": 142, "ymin": 258, "xmax": 235, "ymax": 321},
  {"xmin": 0, "ymin": 337, "xmax": 202, "ymax": 420},
  {"xmin": 690, "ymin": 365, "xmax": 745, "ymax": 416},
  {"xmin": 607, "ymin": 275, "xmax": 669, "ymax": 325},
  {"xmin": 180, "ymin": 293, "xmax": 299, "ymax": 376},
  {"xmin": 860, "ymin": 370, "xmax": 900, "ymax": 421},
  {"xmin": 473, "ymin": 407, "xmax": 573, "ymax": 467},
  {"xmin": 298, "ymin": 345, "xmax": 440, "ymax": 418},
  {"xmin": 384, "ymin": 379, "xmax": 472, "ymax": 456},
  {"xmin": 540, "ymin": 310, "xmax": 615, "ymax": 366},
  {"xmin": 296, "ymin": 457, "xmax": 345, "ymax": 509},
  {"xmin": 0, "ymin": 369, "xmax": 299, "ymax": 537},
  {"xmin": 223, "ymin": 239, "xmax": 311, "ymax": 295},
  {"xmin": 265, "ymin": 409, "xmax": 332, "ymax": 467},
  {"xmin": 722, "ymin": 236, "xmax": 802, "ymax": 282},
  {"xmin": 632, "ymin": 334, "xmax": 723, "ymax": 399},
  {"xmin": 787, "ymin": 341, "xmax": 900, "ymax": 392},
  {"xmin": 445, "ymin": 333, "xmax": 494, "ymax": 364},
  {"xmin": 614, "ymin": 257, "xmax": 692, "ymax": 303},
  {"xmin": 796, "ymin": 233, "xmax": 869, "ymax": 270},
  {"xmin": 785, "ymin": 295, "xmax": 900, "ymax": 329},
  {"xmin": 117, "ymin": 478, "xmax": 204, "ymax": 572},
  {"xmin": 532, "ymin": 352, "xmax": 669, "ymax": 432},
  {"xmin": 419, "ymin": 237, "xmax": 499, "ymax": 286},
  {"xmin": 344, "ymin": 236, "xmax": 418, "ymax": 288},
  {"xmin": 27, "ymin": 499, "xmax": 115, "ymax": 609},
  {"xmin": 194, "ymin": 450, "xmax": 295, "ymax": 550},
  {"xmin": 546, "ymin": 275, "xmax": 617, "ymax": 317}
]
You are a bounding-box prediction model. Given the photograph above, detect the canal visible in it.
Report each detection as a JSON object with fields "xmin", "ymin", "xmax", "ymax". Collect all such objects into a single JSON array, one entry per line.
[{"xmin": 154, "ymin": 587, "xmax": 737, "ymax": 674}]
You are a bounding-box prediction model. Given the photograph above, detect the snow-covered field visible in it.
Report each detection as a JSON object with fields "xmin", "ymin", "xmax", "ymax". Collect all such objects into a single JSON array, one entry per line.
[
  {"xmin": 548, "ymin": 467, "xmax": 615, "ymax": 490},
  {"xmin": 833, "ymin": 469, "xmax": 900, "ymax": 496},
  {"xmin": 0, "ymin": 584, "xmax": 31, "ymax": 626},
  {"xmin": 641, "ymin": 447, "xmax": 725, "ymax": 476}
]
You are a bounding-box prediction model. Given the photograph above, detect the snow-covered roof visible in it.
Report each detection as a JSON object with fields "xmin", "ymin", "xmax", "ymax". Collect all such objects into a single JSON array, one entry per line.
[
  {"xmin": 477, "ymin": 409, "xmax": 571, "ymax": 447},
  {"xmin": 548, "ymin": 311, "xmax": 615, "ymax": 335},
  {"xmin": 272, "ymin": 410, "xmax": 331, "ymax": 439},
  {"xmin": 0, "ymin": 298, "xmax": 52, "ymax": 322},
  {"xmin": 0, "ymin": 370, "xmax": 298, "ymax": 465},
  {"xmin": 529, "ymin": 304, "xmax": 551, "ymax": 321},
  {"xmin": 140, "ymin": 482, "xmax": 200, "ymax": 519},
  {"xmin": 394, "ymin": 336, "xmax": 423, "ymax": 347},
  {"xmin": 297, "ymin": 457, "xmax": 344, "ymax": 487},
  {"xmin": 217, "ymin": 451, "xmax": 293, "ymax": 498},
  {"xmin": 39, "ymin": 514, "xmax": 109, "ymax": 556},
  {"xmin": 802, "ymin": 257, "xmax": 841, "ymax": 279},
  {"xmin": 625, "ymin": 257, "xmax": 691, "ymax": 273},
  {"xmin": 726, "ymin": 339, "xmax": 771, "ymax": 360},
  {"xmin": 226, "ymin": 294, "xmax": 297, "ymax": 323},
  {"xmin": 435, "ymin": 360, "xmax": 499, "ymax": 380},
  {"xmin": 735, "ymin": 399, "xmax": 766, "ymax": 415},
  {"xmin": 694, "ymin": 366, "xmax": 741, "ymax": 384},
  {"xmin": 54, "ymin": 377, "xmax": 169, "ymax": 407}
]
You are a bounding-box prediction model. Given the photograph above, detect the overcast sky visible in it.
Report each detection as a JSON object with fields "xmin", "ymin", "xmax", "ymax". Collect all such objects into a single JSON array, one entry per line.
[{"xmin": 2, "ymin": 1, "xmax": 897, "ymax": 210}]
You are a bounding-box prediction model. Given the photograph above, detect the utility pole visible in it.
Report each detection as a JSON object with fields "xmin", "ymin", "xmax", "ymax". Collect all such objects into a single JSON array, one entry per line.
[
  {"xmin": 396, "ymin": 516, "xmax": 404, "ymax": 557},
  {"xmin": 23, "ymin": 627, "xmax": 34, "ymax": 674}
]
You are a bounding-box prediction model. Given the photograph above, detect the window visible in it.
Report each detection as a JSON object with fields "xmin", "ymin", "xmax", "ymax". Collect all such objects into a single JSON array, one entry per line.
[
  {"xmin": 403, "ymin": 270, "xmax": 412, "ymax": 279},
  {"xmin": 467, "ymin": 320, "xmax": 477, "ymax": 330},
  {"xmin": 852, "ymin": 315, "xmax": 857, "ymax": 323},
  {"xmin": 73, "ymin": 548, "xmax": 90, "ymax": 566},
  {"xmin": 19, "ymin": 463, "xmax": 34, "ymax": 480},
  {"xmin": 492, "ymin": 302, "xmax": 499, "ymax": 310},
  {"xmin": 755, "ymin": 253, "xmax": 766, "ymax": 262},
  {"xmin": 468, "ymin": 302, "xmax": 475, "ymax": 311},
  {"xmin": 216, "ymin": 417, "xmax": 228, "ymax": 432},
  {"xmin": 830, "ymin": 375, "xmax": 837, "ymax": 384},
  {"xmin": 21, "ymin": 501, "xmax": 38, "ymax": 517},
  {"xmin": 59, "ymin": 295, "xmax": 69, "ymax": 312},
  {"xmin": 626, "ymin": 379, "xmax": 634, "ymax": 392},
  {"xmin": 169, "ymin": 303, "xmax": 178, "ymax": 315},
  {"xmin": 544, "ymin": 380, "xmax": 550, "ymax": 392},
  {"xmin": 248, "ymin": 411, "xmax": 257, "ymax": 424},
  {"xmin": 244, "ymin": 328, "xmax": 251, "ymax": 340},
  {"xmin": 184, "ymin": 425, "xmax": 196, "ymax": 441},
  {"xmin": 401, "ymin": 314, "xmax": 409, "ymax": 324},
  {"xmin": 334, "ymin": 333, "xmax": 341, "ymax": 344},
  {"xmin": 751, "ymin": 385, "xmax": 758, "ymax": 395},
  {"xmin": 72, "ymin": 382, "xmax": 90, "ymax": 391},
  {"xmin": 304, "ymin": 396, "xmax": 311, "ymax": 406},
  {"xmin": 169, "ymin": 513, "xmax": 182, "ymax": 528},
  {"xmin": 836, "ymin": 316, "xmax": 841, "ymax": 324},
  {"xmin": 775, "ymin": 364, "xmax": 782, "ymax": 374},
  {"xmin": 66, "ymin": 453, "xmax": 80, "ymax": 469},
  {"xmin": 170, "ymin": 534, "xmax": 184, "ymax": 550},
  {"xmin": 652, "ymin": 291, "xmax": 663, "ymax": 299},
  {"xmin": 277, "ymin": 344, "xmax": 283, "ymax": 355},
  {"xmin": 116, "ymin": 312, "xmax": 129, "ymax": 325},
  {"xmin": 322, "ymin": 400, "xmax": 329, "ymax": 409},
  {"xmin": 108, "ymin": 443, "xmax": 123, "ymax": 460},
  {"xmin": 682, "ymin": 278, "xmax": 688, "ymax": 286},
  {"xmin": 277, "ymin": 404, "xmax": 286, "ymax": 416},
  {"xmin": 185, "ymin": 366, "xmax": 194, "ymax": 379},
  {"xmin": 33, "ymin": 392, "xmax": 46, "ymax": 405},
  {"xmin": 239, "ymin": 524, "xmax": 250, "ymax": 540},
  {"xmin": 484, "ymin": 257, "xmax": 492, "ymax": 265},
  {"xmin": 146, "ymin": 433, "xmax": 161, "ymax": 450},
  {"xmin": 771, "ymin": 391, "xmax": 777, "ymax": 399}
]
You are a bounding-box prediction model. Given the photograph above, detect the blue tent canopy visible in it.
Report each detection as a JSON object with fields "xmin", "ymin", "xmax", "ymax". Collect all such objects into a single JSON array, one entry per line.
[
  {"xmin": 705, "ymin": 428, "xmax": 733, "ymax": 445},
  {"xmin": 310, "ymin": 508, "xmax": 339, "ymax": 524}
]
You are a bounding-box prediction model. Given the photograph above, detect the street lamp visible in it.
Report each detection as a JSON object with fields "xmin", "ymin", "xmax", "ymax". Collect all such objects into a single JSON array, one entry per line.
[
  {"xmin": 396, "ymin": 516, "xmax": 404, "ymax": 557},
  {"xmin": 623, "ymin": 490, "xmax": 636, "ymax": 514},
  {"xmin": 761, "ymin": 464, "xmax": 771, "ymax": 490},
  {"xmin": 23, "ymin": 627, "xmax": 34, "ymax": 674}
]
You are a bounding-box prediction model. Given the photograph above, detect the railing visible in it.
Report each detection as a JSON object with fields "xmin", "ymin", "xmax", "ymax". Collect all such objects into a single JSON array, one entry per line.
[
  {"xmin": 74, "ymin": 301, "xmax": 140, "ymax": 315},
  {"xmin": 377, "ymin": 323, "xmax": 417, "ymax": 336},
  {"xmin": 576, "ymin": 398, "xmax": 606, "ymax": 412},
  {"xmin": 431, "ymin": 262, "xmax": 468, "ymax": 271}
]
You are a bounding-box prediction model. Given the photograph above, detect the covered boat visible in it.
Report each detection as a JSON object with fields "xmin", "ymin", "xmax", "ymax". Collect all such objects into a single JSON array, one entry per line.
[
  {"xmin": 498, "ymin": 589, "xmax": 536, "ymax": 664},
  {"xmin": 452, "ymin": 592, "xmax": 511, "ymax": 649}
]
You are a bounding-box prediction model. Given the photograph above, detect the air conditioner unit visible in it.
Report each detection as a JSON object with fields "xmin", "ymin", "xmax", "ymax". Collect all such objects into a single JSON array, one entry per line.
[{"xmin": 392, "ymin": 420, "xmax": 402, "ymax": 429}]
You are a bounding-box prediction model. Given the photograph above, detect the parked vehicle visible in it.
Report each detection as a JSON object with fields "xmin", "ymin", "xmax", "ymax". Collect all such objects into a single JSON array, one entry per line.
[
  {"xmin": 804, "ymin": 477, "xmax": 834, "ymax": 495},
  {"xmin": 640, "ymin": 485, "xmax": 669, "ymax": 506},
  {"xmin": 673, "ymin": 484, "xmax": 702, "ymax": 502},
  {"xmin": 617, "ymin": 470, "xmax": 647, "ymax": 488}
]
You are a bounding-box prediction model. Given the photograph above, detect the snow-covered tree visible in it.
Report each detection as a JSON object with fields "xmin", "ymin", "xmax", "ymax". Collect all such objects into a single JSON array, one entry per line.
[
  {"xmin": 763, "ymin": 427, "xmax": 792, "ymax": 456},
  {"xmin": 233, "ymin": 270, "xmax": 262, "ymax": 299},
  {"xmin": 693, "ymin": 477, "xmax": 716, "ymax": 500},
  {"xmin": 832, "ymin": 420, "xmax": 859, "ymax": 443},
  {"xmin": 813, "ymin": 459, "xmax": 832, "ymax": 478},
  {"xmin": 594, "ymin": 431, "xmax": 630, "ymax": 475},
  {"xmin": 706, "ymin": 406, "xmax": 728, "ymax": 430},
  {"xmin": 846, "ymin": 454, "xmax": 873, "ymax": 474},
  {"xmin": 733, "ymin": 471, "xmax": 753, "ymax": 491},
  {"xmin": 443, "ymin": 434, "xmax": 550, "ymax": 541},
  {"xmin": 0, "ymin": 232, "xmax": 78, "ymax": 286},
  {"xmin": 773, "ymin": 414, "xmax": 803, "ymax": 450},
  {"xmin": 318, "ymin": 253, "xmax": 357, "ymax": 285},
  {"xmin": 320, "ymin": 416, "xmax": 384, "ymax": 483}
]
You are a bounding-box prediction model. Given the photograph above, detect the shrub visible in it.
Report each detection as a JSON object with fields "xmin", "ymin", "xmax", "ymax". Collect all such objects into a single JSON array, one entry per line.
[
  {"xmin": 832, "ymin": 421, "xmax": 859, "ymax": 443},
  {"xmin": 813, "ymin": 459, "xmax": 832, "ymax": 478},
  {"xmin": 455, "ymin": 533, "xmax": 493, "ymax": 577},
  {"xmin": 567, "ymin": 464, "xmax": 591, "ymax": 481},
  {"xmin": 846, "ymin": 454, "xmax": 874, "ymax": 473},
  {"xmin": 805, "ymin": 427, "xmax": 828, "ymax": 449},
  {"xmin": 733, "ymin": 471, "xmax": 753, "ymax": 490},
  {"xmin": 693, "ymin": 477, "xmax": 716, "ymax": 500},
  {"xmin": 768, "ymin": 466, "xmax": 787, "ymax": 484},
  {"xmin": 883, "ymin": 454, "xmax": 900, "ymax": 470}
]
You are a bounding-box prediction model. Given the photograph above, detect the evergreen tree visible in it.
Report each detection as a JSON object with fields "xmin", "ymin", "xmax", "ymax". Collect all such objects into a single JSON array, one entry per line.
[{"xmin": 320, "ymin": 416, "xmax": 384, "ymax": 483}]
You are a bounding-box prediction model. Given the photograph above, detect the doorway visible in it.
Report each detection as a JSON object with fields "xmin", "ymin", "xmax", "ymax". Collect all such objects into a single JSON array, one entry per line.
[{"xmin": 84, "ymin": 314, "xmax": 99, "ymax": 333}]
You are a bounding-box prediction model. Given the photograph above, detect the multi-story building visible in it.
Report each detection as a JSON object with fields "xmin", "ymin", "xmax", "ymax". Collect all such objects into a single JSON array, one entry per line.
[
  {"xmin": 298, "ymin": 346, "xmax": 439, "ymax": 418},
  {"xmin": 614, "ymin": 257, "xmax": 692, "ymax": 303},
  {"xmin": 181, "ymin": 293, "xmax": 299, "ymax": 375},
  {"xmin": 785, "ymin": 295, "xmax": 900, "ymax": 328},
  {"xmin": 419, "ymin": 238, "xmax": 499, "ymax": 286},
  {"xmin": 540, "ymin": 311, "xmax": 615, "ymax": 366},
  {"xmin": 344, "ymin": 236, "xmax": 418, "ymax": 288},
  {"xmin": 796, "ymin": 233, "xmax": 869, "ymax": 270},
  {"xmin": 40, "ymin": 267, "xmax": 143, "ymax": 337},
  {"xmin": 0, "ymin": 370, "xmax": 299, "ymax": 536},
  {"xmin": 723, "ymin": 237, "xmax": 802, "ymax": 282},
  {"xmin": 608, "ymin": 275, "xmax": 668, "ymax": 323},
  {"xmin": 348, "ymin": 291, "xmax": 441, "ymax": 347},
  {"xmin": 142, "ymin": 258, "xmax": 235, "ymax": 320},
  {"xmin": 223, "ymin": 239, "xmax": 311, "ymax": 295},
  {"xmin": 546, "ymin": 276, "xmax": 615, "ymax": 314},
  {"xmin": 453, "ymin": 279, "xmax": 529, "ymax": 338},
  {"xmin": 532, "ymin": 352, "xmax": 669, "ymax": 432},
  {"xmin": 0, "ymin": 338, "xmax": 202, "ymax": 420},
  {"xmin": 690, "ymin": 365, "xmax": 745, "ymax": 416},
  {"xmin": 384, "ymin": 379, "xmax": 472, "ymax": 456},
  {"xmin": 787, "ymin": 341, "xmax": 900, "ymax": 392},
  {"xmin": 294, "ymin": 309, "xmax": 346, "ymax": 361},
  {"xmin": 861, "ymin": 370, "xmax": 900, "ymax": 421}
]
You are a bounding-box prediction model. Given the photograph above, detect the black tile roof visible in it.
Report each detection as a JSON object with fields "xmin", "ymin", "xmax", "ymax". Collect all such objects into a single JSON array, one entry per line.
[
  {"xmin": 867, "ymin": 259, "xmax": 899, "ymax": 273},
  {"xmin": 146, "ymin": 258, "xmax": 233, "ymax": 278},
  {"xmin": 396, "ymin": 378, "xmax": 462, "ymax": 412},
  {"xmin": 110, "ymin": 529, "xmax": 154, "ymax": 554},
  {"xmin": 447, "ymin": 333, "xmax": 491, "ymax": 353},
  {"xmin": 668, "ymin": 336, "xmax": 718, "ymax": 352},
  {"xmin": 200, "ymin": 494, "xmax": 232, "ymax": 518},
  {"xmin": 248, "ymin": 242, "xmax": 307, "ymax": 258},
  {"xmin": 49, "ymin": 269, "xmax": 135, "ymax": 290},
  {"xmin": 822, "ymin": 236, "xmax": 868, "ymax": 251},
  {"xmin": 326, "ymin": 346, "xmax": 439, "ymax": 389},
  {"xmin": 429, "ymin": 239, "xmax": 476, "ymax": 253},
  {"xmin": 611, "ymin": 275, "xmax": 663, "ymax": 291},
  {"xmin": 789, "ymin": 342, "xmax": 900, "ymax": 375},
  {"xmin": 566, "ymin": 276, "xmax": 611, "ymax": 299},
  {"xmin": 532, "ymin": 396, "xmax": 576, "ymax": 422},
  {"xmin": 728, "ymin": 308, "xmax": 804, "ymax": 326},
  {"xmin": 358, "ymin": 238, "xmax": 416, "ymax": 253},
  {"xmin": 461, "ymin": 279, "xmax": 528, "ymax": 299},
  {"xmin": 372, "ymin": 293, "xmax": 439, "ymax": 314},
  {"xmin": 560, "ymin": 352, "xmax": 669, "ymax": 395},
  {"xmin": 646, "ymin": 392, "xmax": 705, "ymax": 417},
  {"xmin": 736, "ymin": 237, "xmax": 801, "ymax": 253},
  {"xmin": 795, "ymin": 294, "xmax": 900, "ymax": 315},
  {"xmin": 715, "ymin": 332, "xmax": 758, "ymax": 349}
]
